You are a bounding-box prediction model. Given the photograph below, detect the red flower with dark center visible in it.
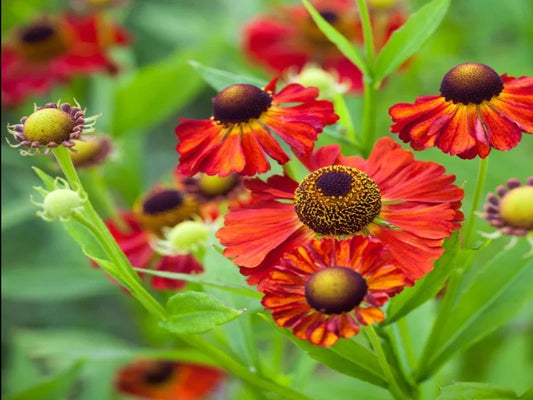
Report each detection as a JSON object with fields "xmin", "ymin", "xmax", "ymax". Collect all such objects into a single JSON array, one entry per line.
[
  {"xmin": 216, "ymin": 137, "xmax": 464, "ymax": 285},
  {"xmin": 1, "ymin": 13, "xmax": 129, "ymax": 107},
  {"xmin": 175, "ymin": 78, "xmax": 338, "ymax": 177},
  {"xmin": 389, "ymin": 63, "xmax": 533, "ymax": 158},
  {"xmin": 115, "ymin": 359, "xmax": 223, "ymax": 400},
  {"xmin": 261, "ymin": 236, "xmax": 409, "ymax": 347},
  {"xmin": 243, "ymin": 0, "xmax": 407, "ymax": 93}
]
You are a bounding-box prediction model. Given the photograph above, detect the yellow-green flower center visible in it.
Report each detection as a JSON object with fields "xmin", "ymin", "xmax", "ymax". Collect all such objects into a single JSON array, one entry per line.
[
  {"xmin": 212, "ymin": 84, "xmax": 272, "ymax": 124},
  {"xmin": 294, "ymin": 165, "xmax": 382, "ymax": 236},
  {"xmin": 197, "ymin": 174, "xmax": 238, "ymax": 197},
  {"xmin": 440, "ymin": 63, "xmax": 503, "ymax": 105},
  {"xmin": 167, "ymin": 220, "xmax": 209, "ymax": 251},
  {"xmin": 305, "ymin": 266, "xmax": 367, "ymax": 314},
  {"xmin": 23, "ymin": 108, "xmax": 75, "ymax": 145},
  {"xmin": 17, "ymin": 21, "xmax": 69, "ymax": 62},
  {"xmin": 499, "ymin": 186, "xmax": 533, "ymax": 230}
]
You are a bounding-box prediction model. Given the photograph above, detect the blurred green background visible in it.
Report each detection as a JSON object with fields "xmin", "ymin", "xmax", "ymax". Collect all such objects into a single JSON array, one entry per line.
[{"xmin": 2, "ymin": 0, "xmax": 532, "ymax": 399}]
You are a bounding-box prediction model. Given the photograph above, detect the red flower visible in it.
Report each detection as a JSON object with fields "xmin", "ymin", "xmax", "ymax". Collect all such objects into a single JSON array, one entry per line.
[
  {"xmin": 175, "ymin": 78, "xmax": 338, "ymax": 177},
  {"xmin": 1, "ymin": 13, "xmax": 129, "ymax": 107},
  {"xmin": 216, "ymin": 137, "xmax": 463, "ymax": 285},
  {"xmin": 152, "ymin": 255, "xmax": 204, "ymax": 291},
  {"xmin": 243, "ymin": 0, "xmax": 407, "ymax": 93},
  {"xmin": 115, "ymin": 359, "xmax": 223, "ymax": 400},
  {"xmin": 261, "ymin": 236, "xmax": 408, "ymax": 347},
  {"xmin": 389, "ymin": 63, "xmax": 533, "ymax": 159}
]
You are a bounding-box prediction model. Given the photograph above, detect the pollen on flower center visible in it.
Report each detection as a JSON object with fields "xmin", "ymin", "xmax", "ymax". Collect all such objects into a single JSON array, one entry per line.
[
  {"xmin": 305, "ymin": 266, "xmax": 368, "ymax": 314},
  {"xmin": 143, "ymin": 362, "xmax": 174, "ymax": 384},
  {"xmin": 142, "ymin": 190, "xmax": 184, "ymax": 215},
  {"xmin": 212, "ymin": 84, "xmax": 272, "ymax": 124},
  {"xmin": 294, "ymin": 165, "xmax": 382, "ymax": 236},
  {"xmin": 23, "ymin": 108, "xmax": 75, "ymax": 145},
  {"xmin": 499, "ymin": 186, "xmax": 533, "ymax": 230},
  {"xmin": 440, "ymin": 63, "xmax": 504, "ymax": 105}
]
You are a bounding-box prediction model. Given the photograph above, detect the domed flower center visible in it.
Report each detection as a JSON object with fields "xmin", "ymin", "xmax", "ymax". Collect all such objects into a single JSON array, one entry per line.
[
  {"xmin": 143, "ymin": 362, "xmax": 175, "ymax": 384},
  {"xmin": 23, "ymin": 108, "xmax": 75, "ymax": 145},
  {"xmin": 198, "ymin": 174, "xmax": 238, "ymax": 197},
  {"xmin": 440, "ymin": 63, "xmax": 503, "ymax": 105},
  {"xmin": 319, "ymin": 10, "xmax": 339, "ymax": 24},
  {"xmin": 17, "ymin": 21, "xmax": 69, "ymax": 62},
  {"xmin": 70, "ymin": 136, "xmax": 112, "ymax": 168},
  {"xmin": 294, "ymin": 165, "xmax": 382, "ymax": 236},
  {"xmin": 305, "ymin": 266, "xmax": 368, "ymax": 314},
  {"xmin": 212, "ymin": 84, "xmax": 272, "ymax": 124},
  {"xmin": 142, "ymin": 190, "xmax": 184, "ymax": 215},
  {"xmin": 499, "ymin": 186, "xmax": 533, "ymax": 230}
]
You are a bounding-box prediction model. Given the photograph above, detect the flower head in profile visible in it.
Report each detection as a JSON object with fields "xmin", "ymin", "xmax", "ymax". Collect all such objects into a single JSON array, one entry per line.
[
  {"xmin": 104, "ymin": 212, "xmax": 204, "ymax": 291},
  {"xmin": 115, "ymin": 359, "xmax": 223, "ymax": 400},
  {"xmin": 389, "ymin": 63, "xmax": 533, "ymax": 159},
  {"xmin": 217, "ymin": 137, "xmax": 464, "ymax": 285},
  {"xmin": 261, "ymin": 236, "xmax": 408, "ymax": 347},
  {"xmin": 243, "ymin": 0, "xmax": 407, "ymax": 93},
  {"xmin": 482, "ymin": 177, "xmax": 533, "ymax": 239},
  {"xmin": 70, "ymin": 135, "xmax": 113, "ymax": 169},
  {"xmin": 7, "ymin": 100, "xmax": 99, "ymax": 156},
  {"xmin": 1, "ymin": 13, "xmax": 129, "ymax": 107},
  {"xmin": 175, "ymin": 78, "xmax": 338, "ymax": 177}
]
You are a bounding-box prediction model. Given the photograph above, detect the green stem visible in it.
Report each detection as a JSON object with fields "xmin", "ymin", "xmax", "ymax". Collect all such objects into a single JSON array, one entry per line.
[
  {"xmin": 462, "ymin": 157, "xmax": 489, "ymax": 248},
  {"xmin": 365, "ymin": 326, "xmax": 410, "ymax": 400},
  {"xmin": 361, "ymin": 79, "xmax": 379, "ymax": 157},
  {"xmin": 355, "ymin": 0, "xmax": 380, "ymax": 157},
  {"xmin": 183, "ymin": 335, "xmax": 311, "ymax": 400},
  {"xmin": 397, "ymin": 318, "xmax": 416, "ymax": 371},
  {"xmin": 356, "ymin": 0, "xmax": 376, "ymax": 65},
  {"xmin": 53, "ymin": 147, "xmax": 167, "ymax": 321}
]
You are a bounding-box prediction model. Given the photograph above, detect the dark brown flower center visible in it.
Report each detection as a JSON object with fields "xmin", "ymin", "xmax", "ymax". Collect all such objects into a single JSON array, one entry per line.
[
  {"xmin": 21, "ymin": 24, "xmax": 55, "ymax": 43},
  {"xmin": 142, "ymin": 190, "xmax": 184, "ymax": 215},
  {"xmin": 305, "ymin": 266, "xmax": 367, "ymax": 314},
  {"xmin": 294, "ymin": 166, "xmax": 382, "ymax": 236},
  {"xmin": 16, "ymin": 21, "xmax": 70, "ymax": 62},
  {"xmin": 212, "ymin": 84, "xmax": 272, "ymax": 124},
  {"xmin": 319, "ymin": 10, "xmax": 339, "ymax": 24},
  {"xmin": 440, "ymin": 63, "xmax": 503, "ymax": 105},
  {"xmin": 143, "ymin": 361, "xmax": 175, "ymax": 385}
]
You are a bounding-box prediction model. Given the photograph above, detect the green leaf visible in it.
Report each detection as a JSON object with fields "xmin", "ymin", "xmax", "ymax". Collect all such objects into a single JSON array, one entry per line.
[
  {"xmin": 259, "ymin": 313, "xmax": 387, "ymax": 388},
  {"xmin": 189, "ymin": 61, "xmax": 266, "ymax": 92},
  {"xmin": 300, "ymin": 0, "xmax": 368, "ymax": 76},
  {"xmin": 32, "ymin": 167, "xmax": 56, "ymax": 190},
  {"xmin": 437, "ymin": 382, "xmax": 517, "ymax": 400},
  {"xmin": 112, "ymin": 49, "xmax": 207, "ymax": 136},
  {"xmin": 386, "ymin": 233, "xmax": 471, "ymax": 324},
  {"xmin": 1, "ymin": 263, "xmax": 113, "ymax": 302},
  {"xmin": 136, "ymin": 268, "xmax": 262, "ymax": 299},
  {"xmin": 417, "ymin": 240, "xmax": 533, "ymax": 380},
  {"xmin": 520, "ymin": 386, "xmax": 533, "ymax": 400},
  {"xmin": 374, "ymin": 0, "xmax": 451, "ymax": 81},
  {"xmin": 4, "ymin": 360, "xmax": 84, "ymax": 400},
  {"xmin": 160, "ymin": 291, "xmax": 244, "ymax": 335}
]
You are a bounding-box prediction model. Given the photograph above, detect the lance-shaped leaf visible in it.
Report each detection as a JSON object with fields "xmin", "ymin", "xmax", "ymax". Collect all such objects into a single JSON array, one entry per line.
[
  {"xmin": 161, "ymin": 291, "xmax": 244, "ymax": 335},
  {"xmin": 374, "ymin": 0, "xmax": 451, "ymax": 81}
]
